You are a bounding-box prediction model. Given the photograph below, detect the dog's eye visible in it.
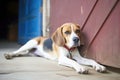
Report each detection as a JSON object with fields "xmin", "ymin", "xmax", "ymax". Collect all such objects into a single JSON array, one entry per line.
[
  {"xmin": 65, "ymin": 31, "xmax": 71, "ymax": 34},
  {"xmin": 75, "ymin": 30, "xmax": 80, "ymax": 33}
]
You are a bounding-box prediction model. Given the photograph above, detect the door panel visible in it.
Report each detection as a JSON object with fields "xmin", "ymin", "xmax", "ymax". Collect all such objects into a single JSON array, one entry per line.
[
  {"xmin": 82, "ymin": 0, "xmax": 117, "ymax": 47},
  {"xmin": 50, "ymin": 0, "xmax": 97, "ymax": 35},
  {"xmin": 88, "ymin": 1, "xmax": 120, "ymax": 67},
  {"xmin": 18, "ymin": 0, "xmax": 42, "ymax": 44}
]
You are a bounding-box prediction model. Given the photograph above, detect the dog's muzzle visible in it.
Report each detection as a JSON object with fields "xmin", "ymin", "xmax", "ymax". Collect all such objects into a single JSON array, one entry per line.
[{"xmin": 73, "ymin": 37, "xmax": 80, "ymax": 46}]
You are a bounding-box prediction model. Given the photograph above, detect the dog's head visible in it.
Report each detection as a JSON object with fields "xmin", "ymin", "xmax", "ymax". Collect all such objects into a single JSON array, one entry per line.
[{"xmin": 52, "ymin": 23, "xmax": 84, "ymax": 48}]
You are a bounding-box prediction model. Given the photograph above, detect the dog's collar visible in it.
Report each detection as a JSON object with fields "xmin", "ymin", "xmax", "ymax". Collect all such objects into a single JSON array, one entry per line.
[
  {"xmin": 63, "ymin": 45, "xmax": 76, "ymax": 59},
  {"xmin": 63, "ymin": 45, "xmax": 76, "ymax": 52}
]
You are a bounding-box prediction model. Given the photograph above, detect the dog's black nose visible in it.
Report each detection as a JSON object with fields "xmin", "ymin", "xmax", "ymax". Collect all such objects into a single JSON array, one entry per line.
[{"xmin": 73, "ymin": 37, "xmax": 79, "ymax": 43}]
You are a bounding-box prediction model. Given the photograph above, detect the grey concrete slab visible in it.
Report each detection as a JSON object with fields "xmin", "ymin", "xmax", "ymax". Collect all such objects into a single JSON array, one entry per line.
[{"xmin": 0, "ymin": 41, "xmax": 120, "ymax": 80}]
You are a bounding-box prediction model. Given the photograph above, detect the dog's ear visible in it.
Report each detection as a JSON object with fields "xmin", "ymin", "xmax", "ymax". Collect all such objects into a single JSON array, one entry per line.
[
  {"xmin": 52, "ymin": 27, "xmax": 65, "ymax": 46},
  {"xmin": 76, "ymin": 24, "xmax": 84, "ymax": 46}
]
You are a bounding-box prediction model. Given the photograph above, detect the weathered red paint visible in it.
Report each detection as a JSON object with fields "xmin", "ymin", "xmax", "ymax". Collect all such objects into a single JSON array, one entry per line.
[
  {"xmin": 82, "ymin": 0, "xmax": 117, "ymax": 46},
  {"xmin": 88, "ymin": 0, "xmax": 120, "ymax": 67},
  {"xmin": 50, "ymin": 0, "xmax": 97, "ymax": 34}
]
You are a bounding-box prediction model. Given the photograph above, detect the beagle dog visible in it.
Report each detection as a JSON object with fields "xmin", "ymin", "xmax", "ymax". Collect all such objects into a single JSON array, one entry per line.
[{"xmin": 4, "ymin": 23, "xmax": 106, "ymax": 73}]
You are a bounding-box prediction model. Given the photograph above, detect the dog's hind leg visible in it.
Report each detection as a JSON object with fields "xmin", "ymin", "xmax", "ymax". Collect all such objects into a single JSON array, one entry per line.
[{"xmin": 4, "ymin": 40, "xmax": 38, "ymax": 59}]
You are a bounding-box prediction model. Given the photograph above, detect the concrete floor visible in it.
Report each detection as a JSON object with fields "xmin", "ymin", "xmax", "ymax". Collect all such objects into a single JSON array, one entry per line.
[{"xmin": 0, "ymin": 41, "xmax": 120, "ymax": 80}]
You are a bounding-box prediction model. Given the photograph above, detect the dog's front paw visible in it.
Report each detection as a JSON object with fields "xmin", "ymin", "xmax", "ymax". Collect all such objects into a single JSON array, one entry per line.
[
  {"xmin": 4, "ymin": 53, "xmax": 13, "ymax": 59},
  {"xmin": 93, "ymin": 64, "xmax": 106, "ymax": 73},
  {"xmin": 75, "ymin": 66, "xmax": 89, "ymax": 74}
]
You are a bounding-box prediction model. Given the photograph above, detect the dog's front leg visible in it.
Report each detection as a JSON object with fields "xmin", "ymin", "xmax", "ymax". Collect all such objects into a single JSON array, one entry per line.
[
  {"xmin": 58, "ymin": 56, "xmax": 88, "ymax": 73},
  {"xmin": 73, "ymin": 51, "xmax": 106, "ymax": 72},
  {"xmin": 77, "ymin": 57, "xmax": 106, "ymax": 72},
  {"xmin": 72, "ymin": 50, "xmax": 106, "ymax": 72}
]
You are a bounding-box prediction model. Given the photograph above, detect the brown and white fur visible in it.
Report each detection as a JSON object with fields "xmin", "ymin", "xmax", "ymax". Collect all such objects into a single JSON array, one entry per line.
[{"xmin": 4, "ymin": 23, "xmax": 106, "ymax": 74}]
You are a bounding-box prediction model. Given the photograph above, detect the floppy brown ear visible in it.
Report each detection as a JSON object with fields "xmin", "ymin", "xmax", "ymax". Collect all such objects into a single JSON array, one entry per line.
[
  {"xmin": 51, "ymin": 27, "xmax": 65, "ymax": 46},
  {"xmin": 76, "ymin": 24, "xmax": 84, "ymax": 46}
]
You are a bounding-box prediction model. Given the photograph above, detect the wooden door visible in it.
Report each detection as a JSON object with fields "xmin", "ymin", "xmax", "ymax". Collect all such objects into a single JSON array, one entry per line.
[{"xmin": 50, "ymin": 0, "xmax": 120, "ymax": 68}]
